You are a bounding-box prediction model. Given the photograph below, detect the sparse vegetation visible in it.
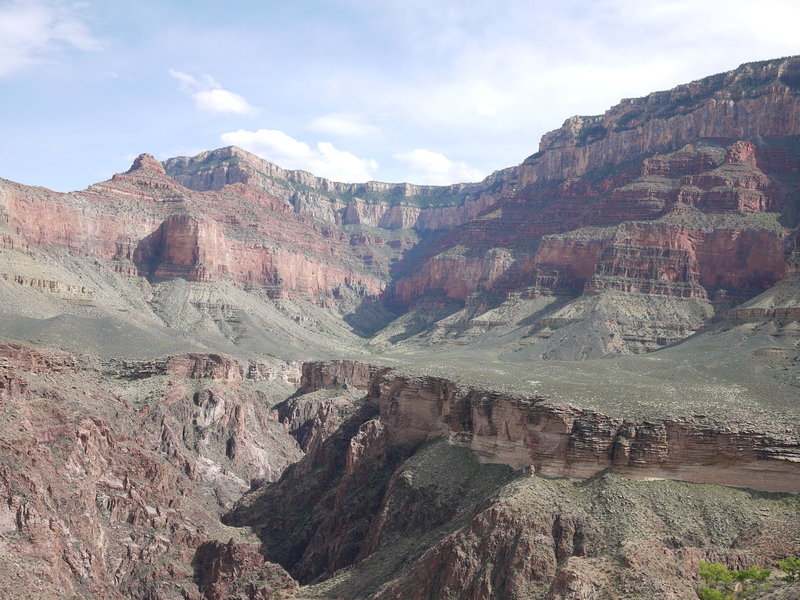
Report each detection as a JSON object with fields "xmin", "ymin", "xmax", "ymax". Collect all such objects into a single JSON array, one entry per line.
[
  {"xmin": 658, "ymin": 209, "xmax": 784, "ymax": 232},
  {"xmin": 778, "ymin": 556, "xmax": 800, "ymax": 582},
  {"xmin": 779, "ymin": 71, "xmax": 800, "ymax": 89},
  {"xmin": 577, "ymin": 124, "xmax": 608, "ymax": 146},
  {"xmin": 695, "ymin": 560, "xmax": 800, "ymax": 599},
  {"xmin": 3, "ymin": 54, "xmax": 800, "ymax": 600}
]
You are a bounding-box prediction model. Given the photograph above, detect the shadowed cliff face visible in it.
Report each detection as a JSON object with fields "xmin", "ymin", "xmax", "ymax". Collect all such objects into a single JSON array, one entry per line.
[
  {"xmin": 225, "ymin": 363, "xmax": 800, "ymax": 600},
  {"xmin": 0, "ymin": 342, "xmax": 797, "ymax": 600}
]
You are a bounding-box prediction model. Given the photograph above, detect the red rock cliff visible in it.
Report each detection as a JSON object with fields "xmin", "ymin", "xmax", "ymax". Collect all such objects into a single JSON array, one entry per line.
[{"xmin": 300, "ymin": 362, "xmax": 800, "ymax": 494}]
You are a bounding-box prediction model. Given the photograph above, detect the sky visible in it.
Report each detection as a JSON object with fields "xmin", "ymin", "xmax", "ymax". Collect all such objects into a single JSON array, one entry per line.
[{"xmin": 1, "ymin": 0, "xmax": 799, "ymax": 192}]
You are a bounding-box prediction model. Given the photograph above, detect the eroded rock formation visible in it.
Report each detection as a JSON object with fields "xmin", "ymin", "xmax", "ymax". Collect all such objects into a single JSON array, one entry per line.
[
  {"xmin": 0, "ymin": 56, "xmax": 799, "ymax": 600},
  {"xmin": 227, "ymin": 363, "xmax": 800, "ymax": 599},
  {"xmin": 295, "ymin": 362, "xmax": 800, "ymax": 494},
  {"xmin": 0, "ymin": 342, "xmax": 304, "ymax": 599}
]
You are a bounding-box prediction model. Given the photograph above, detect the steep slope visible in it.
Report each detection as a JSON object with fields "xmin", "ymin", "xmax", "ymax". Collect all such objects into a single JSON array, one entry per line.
[
  {"xmin": 226, "ymin": 363, "xmax": 799, "ymax": 599},
  {"xmin": 378, "ymin": 57, "xmax": 800, "ymax": 356},
  {"xmin": 0, "ymin": 343, "xmax": 302, "ymax": 600},
  {"xmin": 3, "ymin": 57, "xmax": 799, "ymax": 361},
  {"xmin": 0, "ymin": 152, "xmax": 390, "ymax": 312},
  {"xmin": 0, "ymin": 156, "xmax": 390, "ymax": 358},
  {"xmin": 163, "ymin": 145, "xmax": 505, "ymax": 232},
  {"xmin": 382, "ymin": 136, "xmax": 798, "ymax": 356},
  {"xmin": 0, "ymin": 56, "xmax": 798, "ymax": 600}
]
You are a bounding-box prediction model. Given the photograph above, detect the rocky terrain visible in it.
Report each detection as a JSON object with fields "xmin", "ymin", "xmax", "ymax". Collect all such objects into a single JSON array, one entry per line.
[
  {"xmin": 221, "ymin": 360, "xmax": 798, "ymax": 599},
  {"xmin": 0, "ymin": 343, "xmax": 301, "ymax": 599},
  {"xmin": 0, "ymin": 56, "xmax": 798, "ymax": 598}
]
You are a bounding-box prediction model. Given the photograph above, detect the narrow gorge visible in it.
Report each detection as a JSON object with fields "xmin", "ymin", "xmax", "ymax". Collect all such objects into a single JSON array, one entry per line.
[{"xmin": 0, "ymin": 56, "xmax": 798, "ymax": 599}]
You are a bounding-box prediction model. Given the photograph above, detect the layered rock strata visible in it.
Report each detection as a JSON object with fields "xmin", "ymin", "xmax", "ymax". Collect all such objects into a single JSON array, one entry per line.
[
  {"xmin": 228, "ymin": 364, "xmax": 800, "ymax": 599},
  {"xmin": 0, "ymin": 342, "xmax": 304, "ymax": 599},
  {"xmin": 0, "ymin": 154, "xmax": 391, "ymax": 306},
  {"xmin": 166, "ymin": 57, "xmax": 800, "ymax": 235},
  {"xmin": 299, "ymin": 362, "xmax": 800, "ymax": 493},
  {"xmin": 110, "ymin": 353, "xmax": 301, "ymax": 384},
  {"xmin": 388, "ymin": 138, "xmax": 793, "ymax": 309},
  {"xmin": 2, "ymin": 57, "xmax": 799, "ymax": 340},
  {"xmin": 164, "ymin": 145, "xmax": 504, "ymax": 232}
]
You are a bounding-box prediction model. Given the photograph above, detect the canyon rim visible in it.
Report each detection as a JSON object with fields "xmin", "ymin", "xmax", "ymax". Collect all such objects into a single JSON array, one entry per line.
[{"xmin": 0, "ymin": 56, "xmax": 799, "ymax": 599}]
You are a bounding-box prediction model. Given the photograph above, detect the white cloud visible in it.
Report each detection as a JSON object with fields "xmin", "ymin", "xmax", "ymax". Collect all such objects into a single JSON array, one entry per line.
[
  {"xmin": 220, "ymin": 128, "xmax": 378, "ymax": 182},
  {"xmin": 394, "ymin": 149, "xmax": 484, "ymax": 185},
  {"xmin": 168, "ymin": 69, "xmax": 259, "ymax": 117},
  {"xmin": 167, "ymin": 68, "xmax": 199, "ymax": 91},
  {"xmin": 221, "ymin": 129, "xmax": 311, "ymax": 166},
  {"xmin": 307, "ymin": 113, "xmax": 380, "ymax": 137},
  {"xmin": 0, "ymin": 0, "xmax": 103, "ymax": 76},
  {"xmin": 474, "ymin": 102, "xmax": 498, "ymax": 117},
  {"xmin": 193, "ymin": 89, "xmax": 259, "ymax": 117}
]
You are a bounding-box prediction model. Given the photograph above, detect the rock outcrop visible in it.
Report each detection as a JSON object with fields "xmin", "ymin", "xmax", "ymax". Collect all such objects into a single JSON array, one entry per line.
[
  {"xmin": 297, "ymin": 359, "xmax": 384, "ymax": 394},
  {"xmin": 529, "ymin": 58, "xmax": 800, "ymax": 181},
  {"xmin": 2, "ymin": 57, "xmax": 799, "ymax": 351},
  {"xmin": 193, "ymin": 540, "xmax": 297, "ymax": 600},
  {"xmin": 1, "ymin": 56, "xmax": 800, "ymax": 600},
  {"xmin": 1, "ymin": 157, "xmax": 390, "ymax": 307},
  {"xmin": 0, "ymin": 342, "xmax": 304, "ymax": 599},
  {"xmin": 163, "ymin": 146, "xmax": 501, "ymax": 232},
  {"xmin": 297, "ymin": 362, "xmax": 800, "ymax": 494},
  {"xmin": 111, "ymin": 353, "xmax": 301, "ymax": 384},
  {"xmin": 227, "ymin": 363, "xmax": 800, "ymax": 600},
  {"xmin": 388, "ymin": 137, "xmax": 793, "ymax": 309}
]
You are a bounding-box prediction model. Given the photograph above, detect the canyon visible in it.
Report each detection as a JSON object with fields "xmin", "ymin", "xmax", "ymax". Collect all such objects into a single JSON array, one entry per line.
[{"xmin": 0, "ymin": 56, "xmax": 798, "ymax": 599}]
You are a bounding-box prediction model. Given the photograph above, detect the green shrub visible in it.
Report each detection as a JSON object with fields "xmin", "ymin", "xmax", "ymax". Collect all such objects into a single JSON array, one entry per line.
[
  {"xmin": 697, "ymin": 561, "xmax": 772, "ymax": 599},
  {"xmin": 734, "ymin": 566, "xmax": 771, "ymax": 584},
  {"xmin": 699, "ymin": 562, "xmax": 734, "ymax": 586},
  {"xmin": 778, "ymin": 556, "xmax": 800, "ymax": 582},
  {"xmin": 698, "ymin": 588, "xmax": 733, "ymax": 600}
]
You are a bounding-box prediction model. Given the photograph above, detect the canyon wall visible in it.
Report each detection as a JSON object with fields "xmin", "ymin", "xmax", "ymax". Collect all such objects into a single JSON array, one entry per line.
[
  {"xmin": 0, "ymin": 153, "xmax": 390, "ymax": 305},
  {"xmin": 528, "ymin": 58, "xmax": 800, "ymax": 182},
  {"xmin": 387, "ymin": 134, "xmax": 795, "ymax": 312},
  {"xmin": 167, "ymin": 57, "xmax": 800, "ymax": 235},
  {"xmin": 2, "ymin": 56, "xmax": 800, "ymax": 600},
  {"xmin": 3, "ymin": 57, "xmax": 799, "ymax": 320},
  {"xmin": 164, "ymin": 145, "xmax": 506, "ymax": 232},
  {"xmin": 228, "ymin": 358, "xmax": 800, "ymax": 599},
  {"xmin": 299, "ymin": 362, "xmax": 800, "ymax": 493},
  {"xmin": 0, "ymin": 342, "xmax": 306, "ymax": 599}
]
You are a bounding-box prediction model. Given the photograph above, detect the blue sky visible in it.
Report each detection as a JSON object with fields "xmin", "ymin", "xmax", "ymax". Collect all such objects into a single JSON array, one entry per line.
[{"xmin": 1, "ymin": 0, "xmax": 799, "ymax": 191}]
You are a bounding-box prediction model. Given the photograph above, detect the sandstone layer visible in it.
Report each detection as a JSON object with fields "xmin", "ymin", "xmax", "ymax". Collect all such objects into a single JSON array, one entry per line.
[
  {"xmin": 1, "ymin": 154, "xmax": 390, "ymax": 308},
  {"xmin": 2, "ymin": 57, "xmax": 800, "ymax": 359},
  {"xmin": 297, "ymin": 361, "xmax": 800, "ymax": 494},
  {"xmin": 227, "ymin": 362, "xmax": 800, "ymax": 600},
  {"xmin": 0, "ymin": 56, "xmax": 798, "ymax": 600}
]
